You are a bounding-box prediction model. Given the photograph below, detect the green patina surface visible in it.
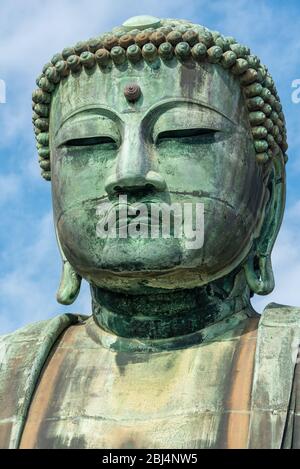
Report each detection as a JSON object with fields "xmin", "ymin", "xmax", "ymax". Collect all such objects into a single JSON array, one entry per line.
[{"xmin": 0, "ymin": 15, "xmax": 299, "ymax": 449}]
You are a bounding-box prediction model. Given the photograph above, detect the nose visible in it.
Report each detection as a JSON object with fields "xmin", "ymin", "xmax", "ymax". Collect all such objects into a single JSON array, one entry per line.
[
  {"xmin": 105, "ymin": 127, "xmax": 167, "ymax": 196},
  {"xmin": 105, "ymin": 170, "xmax": 166, "ymax": 195}
]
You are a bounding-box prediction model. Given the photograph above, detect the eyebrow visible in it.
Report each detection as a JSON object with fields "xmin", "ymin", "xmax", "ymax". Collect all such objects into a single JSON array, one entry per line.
[
  {"xmin": 56, "ymin": 97, "xmax": 236, "ymax": 138},
  {"xmin": 141, "ymin": 98, "xmax": 236, "ymax": 125},
  {"xmin": 56, "ymin": 105, "xmax": 122, "ymax": 135}
]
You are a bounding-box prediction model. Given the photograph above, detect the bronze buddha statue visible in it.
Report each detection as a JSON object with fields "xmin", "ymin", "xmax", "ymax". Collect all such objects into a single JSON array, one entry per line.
[{"xmin": 0, "ymin": 15, "xmax": 299, "ymax": 449}]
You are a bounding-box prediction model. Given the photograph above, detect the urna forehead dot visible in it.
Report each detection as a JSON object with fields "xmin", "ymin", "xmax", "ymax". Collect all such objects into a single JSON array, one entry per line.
[{"xmin": 124, "ymin": 83, "xmax": 141, "ymax": 102}]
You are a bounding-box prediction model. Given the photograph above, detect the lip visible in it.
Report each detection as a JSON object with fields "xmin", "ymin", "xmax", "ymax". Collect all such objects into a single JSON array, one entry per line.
[
  {"xmin": 96, "ymin": 198, "xmax": 187, "ymax": 240},
  {"xmin": 97, "ymin": 200, "xmax": 173, "ymax": 223},
  {"xmin": 115, "ymin": 215, "xmax": 160, "ymax": 229}
]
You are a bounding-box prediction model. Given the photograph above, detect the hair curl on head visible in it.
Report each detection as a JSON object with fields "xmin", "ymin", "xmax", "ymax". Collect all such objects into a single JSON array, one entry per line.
[{"xmin": 32, "ymin": 18, "xmax": 288, "ymax": 181}]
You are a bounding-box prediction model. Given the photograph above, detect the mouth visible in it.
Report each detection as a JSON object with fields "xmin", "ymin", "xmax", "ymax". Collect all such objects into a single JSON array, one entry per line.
[{"xmin": 96, "ymin": 199, "xmax": 180, "ymax": 231}]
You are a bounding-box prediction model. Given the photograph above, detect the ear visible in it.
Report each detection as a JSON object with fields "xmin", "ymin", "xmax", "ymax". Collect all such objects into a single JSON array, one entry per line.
[
  {"xmin": 243, "ymin": 152, "xmax": 286, "ymax": 295},
  {"xmin": 55, "ymin": 227, "xmax": 82, "ymax": 305}
]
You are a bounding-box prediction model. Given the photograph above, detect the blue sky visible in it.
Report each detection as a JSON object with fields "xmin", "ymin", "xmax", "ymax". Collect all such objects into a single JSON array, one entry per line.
[{"xmin": 0, "ymin": 0, "xmax": 300, "ymax": 334}]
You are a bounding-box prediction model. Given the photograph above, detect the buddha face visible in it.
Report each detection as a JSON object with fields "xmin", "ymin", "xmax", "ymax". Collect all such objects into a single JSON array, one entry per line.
[{"xmin": 50, "ymin": 59, "xmax": 268, "ymax": 293}]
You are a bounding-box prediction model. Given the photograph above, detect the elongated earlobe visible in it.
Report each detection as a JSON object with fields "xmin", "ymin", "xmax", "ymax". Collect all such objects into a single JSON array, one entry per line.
[
  {"xmin": 244, "ymin": 154, "xmax": 285, "ymax": 296},
  {"xmin": 55, "ymin": 227, "xmax": 82, "ymax": 305},
  {"xmin": 57, "ymin": 260, "xmax": 82, "ymax": 305},
  {"xmin": 244, "ymin": 252, "xmax": 274, "ymax": 295}
]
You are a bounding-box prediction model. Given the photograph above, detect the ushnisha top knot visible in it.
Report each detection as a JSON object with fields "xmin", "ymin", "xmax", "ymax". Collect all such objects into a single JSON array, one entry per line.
[{"xmin": 32, "ymin": 15, "xmax": 288, "ymax": 181}]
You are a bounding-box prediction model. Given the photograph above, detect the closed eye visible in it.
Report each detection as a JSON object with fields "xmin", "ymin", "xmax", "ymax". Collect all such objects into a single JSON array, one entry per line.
[
  {"xmin": 63, "ymin": 136, "xmax": 117, "ymax": 147},
  {"xmin": 156, "ymin": 128, "xmax": 218, "ymax": 142}
]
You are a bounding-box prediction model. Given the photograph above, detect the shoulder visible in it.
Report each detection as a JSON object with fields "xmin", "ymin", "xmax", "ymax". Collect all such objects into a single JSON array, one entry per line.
[
  {"xmin": 0, "ymin": 313, "xmax": 84, "ymax": 448},
  {"xmin": 0, "ymin": 314, "xmax": 83, "ymax": 370},
  {"xmin": 255, "ymin": 301, "xmax": 300, "ymax": 386},
  {"xmin": 248, "ymin": 302, "xmax": 300, "ymax": 448},
  {"xmin": 259, "ymin": 301, "xmax": 300, "ymax": 325},
  {"xmin": 257, "ymin": 301, "xmax": 300, "ymax": 353},
  {"xmin": 0, "ymin": 313, "xmax": 80, "ymax": 348},
  {"xmin": 260, "ymin": 302, "xmax": 300, "ymax": 449}
]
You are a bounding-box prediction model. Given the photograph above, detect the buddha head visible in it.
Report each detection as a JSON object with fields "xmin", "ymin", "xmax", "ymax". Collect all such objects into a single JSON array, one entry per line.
[{"xmin": 32, "ymin": 15, "xmax": 287, "ymax": 328}]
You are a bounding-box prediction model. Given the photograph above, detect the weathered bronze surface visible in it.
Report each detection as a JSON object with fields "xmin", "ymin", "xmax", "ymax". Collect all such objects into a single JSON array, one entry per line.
[{"xmin": 1, "ymin": 15, "xmax": 300, "ymax": 449}]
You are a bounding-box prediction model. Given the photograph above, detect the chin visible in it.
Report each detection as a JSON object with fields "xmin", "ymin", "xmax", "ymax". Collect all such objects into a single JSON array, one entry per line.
[
  {"xmin": 61, "ymin": 223, "xmax": 253, "ymax": 293},
  {"xmin": 79, "ymin": 254, "xmax": 239, "ymax": 296},
  {"xmin": 97, "ymin": 236, "xmax": 183, "ymax": 272},
  {"xmin": 83, "ymin": 264, "xmax": 232, "ymax": 295}
]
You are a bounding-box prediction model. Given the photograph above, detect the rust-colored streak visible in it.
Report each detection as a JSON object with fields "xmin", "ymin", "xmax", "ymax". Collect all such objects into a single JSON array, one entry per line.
[
  {"xmin": 19, "ymin": 325, "xmax": 79, "ymax": 449},
  {"xmin": 0, "ymin": 354, "xmax": 25, "ymax": 421},
  {"xmin": 225, "ymin": 317, "xmax": 259, "ymax": 449},
  {"xmin": 0, "ymin": 350, "xmax": 29, "ymax": 447}
]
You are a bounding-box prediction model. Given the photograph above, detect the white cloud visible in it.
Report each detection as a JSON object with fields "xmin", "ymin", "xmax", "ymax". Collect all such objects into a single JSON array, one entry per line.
[
  {"xmin": 0, "ymin": 0, "xmax": 196, "ymax": 78},
  {"xmin": 0, "ymin": 173, "xmax": 21, "ymax": 205},
  {"xmin": 0, "ymin": 211, "xmax": 91, "ymax": 334}
]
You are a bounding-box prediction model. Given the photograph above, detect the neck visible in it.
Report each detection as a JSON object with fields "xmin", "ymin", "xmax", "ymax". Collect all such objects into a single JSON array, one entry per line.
[{"xmin": 91, "ymin": 270, "xmax": 254, "ymax": 340}]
